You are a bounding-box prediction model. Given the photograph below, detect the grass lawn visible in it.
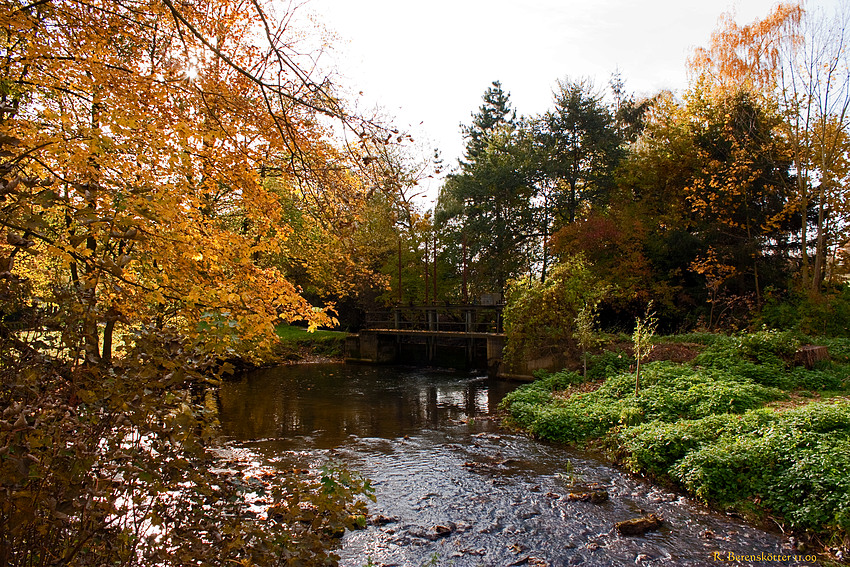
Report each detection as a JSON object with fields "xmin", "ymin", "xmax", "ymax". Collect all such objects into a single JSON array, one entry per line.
[
  {"xmin": 272, "ymin": 324, "xmax": 347, "ymax": 360},
  {"xmin": 274, "ymin": 324, "xmax": 346, "ymax": 341}
]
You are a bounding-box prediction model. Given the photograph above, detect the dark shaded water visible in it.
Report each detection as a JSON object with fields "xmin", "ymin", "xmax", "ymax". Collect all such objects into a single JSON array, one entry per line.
[{"xmin": 218, "ymin": 364, "xmax": 812, "ymax": 566}]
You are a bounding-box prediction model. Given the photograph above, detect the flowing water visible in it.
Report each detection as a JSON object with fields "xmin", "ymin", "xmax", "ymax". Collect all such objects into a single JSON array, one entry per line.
[{"xmin": 218, "ymin": 364, "xmax": 812, "ymax": 567}]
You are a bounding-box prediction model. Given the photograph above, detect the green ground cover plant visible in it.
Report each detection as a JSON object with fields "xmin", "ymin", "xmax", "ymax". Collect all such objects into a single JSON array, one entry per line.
[
  {"xmin": 502, "ymin": 360, "xmax": 787, "ymax": 442},
  {"xmin": 500, "ymin": 331, "xmax": 850, "ymax": 546},
  {"xmin": 618, "ymin": 402, "xmax": 850, "ymax": 534}
]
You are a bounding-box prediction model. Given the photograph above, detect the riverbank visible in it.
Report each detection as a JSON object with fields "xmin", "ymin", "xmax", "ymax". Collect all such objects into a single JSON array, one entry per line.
[
  {"xmin": 272, "ymin": 324, "xmax": 346, "ymax": 362},
  {"xmin": 498, "ymin": 331, "xmax": 850, "ymax": 564},
  {"xmin": 216, "ymin": 324, "xmax": 346, "ymax": 377}
]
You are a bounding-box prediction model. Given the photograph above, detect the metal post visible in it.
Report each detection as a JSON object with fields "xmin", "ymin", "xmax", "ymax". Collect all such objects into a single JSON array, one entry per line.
[
  {"xmin": 424, "ymin": 241, "xmax": 429, "ymax": 305},
  {"xmin": 462, "ymin": 233, "xmax": 468, "ymax": 304},
  {"xmin": 432, "ymin": 232, "xmax": 437, "ymax": 305},
  {"xmin": 465, "ymin": 309, "xmax": 473, "ymax": 364}
]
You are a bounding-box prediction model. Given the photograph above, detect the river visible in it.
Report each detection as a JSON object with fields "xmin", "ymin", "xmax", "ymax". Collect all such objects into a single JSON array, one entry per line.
[{"xmin": 218, "ymin": 363, "xmax": 811, "ymax": 567}]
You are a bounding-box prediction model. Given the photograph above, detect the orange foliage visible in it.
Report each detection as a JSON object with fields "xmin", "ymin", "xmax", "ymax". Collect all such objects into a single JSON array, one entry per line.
[
  {"xmin": 689, "ymin": 2, "xmax": 803, "ymax": 95},
  {"xmin": 0, "ymin": 0, "xmax": 378, "ymax": 362}
]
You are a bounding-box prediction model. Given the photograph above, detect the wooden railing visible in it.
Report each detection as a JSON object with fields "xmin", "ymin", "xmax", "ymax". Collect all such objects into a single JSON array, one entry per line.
[{"xmin": 364, "ymin": 304, "xmax": 504, "ymax": 334}]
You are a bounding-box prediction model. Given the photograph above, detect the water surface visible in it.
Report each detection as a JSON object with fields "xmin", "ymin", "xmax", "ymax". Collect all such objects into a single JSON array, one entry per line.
[{"xmin": 219, "ymin": 364, "xmax": 809, "ymax": 566}]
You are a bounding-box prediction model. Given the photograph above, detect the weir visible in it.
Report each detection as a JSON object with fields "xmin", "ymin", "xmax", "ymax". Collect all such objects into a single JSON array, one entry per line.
[{"xmin": 344, "ymin": 304, "xmax": 507, "ymax": 376}]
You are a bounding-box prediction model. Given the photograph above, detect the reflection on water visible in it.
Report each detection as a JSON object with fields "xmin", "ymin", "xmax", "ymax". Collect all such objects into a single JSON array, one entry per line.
[
  {"xmin": 219, "ymin": 364, "xmax": 808, "ymax": 567},
  {"xmin": 219, "ymin": 364, "xmax": 512, "ymax": 448}
]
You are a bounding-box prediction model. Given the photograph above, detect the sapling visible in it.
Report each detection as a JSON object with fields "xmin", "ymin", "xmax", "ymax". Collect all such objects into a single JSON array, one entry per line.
[
  {"xmin": 574, "ymin": 300, "xmax": 599, "ymax": 380},
  {"xmin": 633, "ymin": 302, "xmax": 658, "ymax": 396}
]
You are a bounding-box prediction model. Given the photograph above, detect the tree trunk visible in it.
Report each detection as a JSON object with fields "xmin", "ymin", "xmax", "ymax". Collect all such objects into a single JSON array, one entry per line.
[
  {"xmin": 794, "ymin": 345, "xmax": 829, "ymax": 369},
  {"xmin": 102, "ymin": 318, "xmax": 115, "ymax": 364},
  {"xmin": 634, "ymin": 358, "xmax": 641, "ymax": 396},
  {"xmin": 583, "ymin": 350, "xmax": 587, "ymax": 380},
  {"xmin": 812, "ymin": 181, "xmax": 828, "ymax": 292},
  {"xmin": 799, "ymin": 165, "xmax": 810, "ymax": 290}
]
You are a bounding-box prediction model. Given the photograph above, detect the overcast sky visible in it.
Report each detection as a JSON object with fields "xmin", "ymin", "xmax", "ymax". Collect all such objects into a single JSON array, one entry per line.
[{"xmin": 301, "ymin": 0, "xmax": 839, "ymax": 204}]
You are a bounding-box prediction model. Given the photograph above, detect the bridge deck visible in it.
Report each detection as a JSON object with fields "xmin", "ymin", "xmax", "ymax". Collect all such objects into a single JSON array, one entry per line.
[{"xmin": 362, "ymin": 328, "xmax": 505, "ymax": 339}]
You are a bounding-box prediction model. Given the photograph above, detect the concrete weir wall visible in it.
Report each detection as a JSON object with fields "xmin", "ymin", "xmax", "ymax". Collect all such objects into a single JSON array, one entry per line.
[
  {"xmin": 345, "ymin": 332, "xmax": 399, "ymax": 364},
  {"xmin": 345, "ymin": 331, "xmax": 512, "ymax": 378}
]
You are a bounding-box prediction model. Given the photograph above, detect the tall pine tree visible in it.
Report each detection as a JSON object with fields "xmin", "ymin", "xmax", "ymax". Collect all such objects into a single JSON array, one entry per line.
[{"xmin": 436, "ymin": 82, "xmax": 536, "ymax": 298}]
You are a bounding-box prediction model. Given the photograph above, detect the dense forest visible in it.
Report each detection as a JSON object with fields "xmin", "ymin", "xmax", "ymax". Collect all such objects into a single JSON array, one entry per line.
[
  {"xmin": 423, "ymin": 3, "xmax": 850, "ymax": 338},
  {"xmin": 0, "ymin": 0, "xmax": 849, "ymax": 564}
]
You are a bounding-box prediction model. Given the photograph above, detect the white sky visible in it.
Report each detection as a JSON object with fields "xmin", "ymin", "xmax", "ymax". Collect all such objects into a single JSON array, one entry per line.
[{"xmin": 301, "ymin": 0, "xmax": 839, "ymax": 204}]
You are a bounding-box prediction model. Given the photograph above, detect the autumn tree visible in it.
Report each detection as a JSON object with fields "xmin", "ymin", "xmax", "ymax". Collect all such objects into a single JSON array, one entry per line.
[
  {"xmin": 272, "ymin": 135, "xmax": 435, "ymax": 314},
  {"xmin": 363, "ymin": 143, "xmax": 447, "ymax": 306},
  {"xmin": 786, "ymin": 4, "xmax": 850, "ymax": 289},
  {"xmin": 683, "ymin": 88, "xmax": 796, "ymax": 304},
  {"xmin": 0, "ymin": 0, "xmax": 386, "ymax": 364},
  {"xmin": 0, "ymin": 0, "xmax": 384, "ymax": 563},
  {"xmin": 597, "ymin": 86, "xmax": 797, "ymax": 326},
  {"xmin": 610, "ymin": 70, "xmax": 656, "ymax": 143},
  {"xmin": 691, "ymin": 1, "xmax": 850, "ymax": 292}
]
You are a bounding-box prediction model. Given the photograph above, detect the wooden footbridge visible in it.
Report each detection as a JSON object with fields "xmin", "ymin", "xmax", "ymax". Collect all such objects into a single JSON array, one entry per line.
[{"xmin": 344, "ymin": 303, "xmax": 507, "ymax": 375}]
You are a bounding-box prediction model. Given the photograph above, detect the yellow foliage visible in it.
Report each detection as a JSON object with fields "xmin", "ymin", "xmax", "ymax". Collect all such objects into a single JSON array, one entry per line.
[{"xmin": 0, "ymin": 0, "xmax": 377, "ymax": 362}]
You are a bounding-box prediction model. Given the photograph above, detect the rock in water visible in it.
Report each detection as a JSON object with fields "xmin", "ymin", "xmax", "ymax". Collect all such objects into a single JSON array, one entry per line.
[
  {"xmin": 370, "ymin": 514, "xmax": 400, "ymax": 526},
  {"xmin": 567, "ymin": 490, "xmax": 609, "ymax": 504},
  {"xmin": 616, "ymin": 513, "xmax": 663, "ymax": 536}
]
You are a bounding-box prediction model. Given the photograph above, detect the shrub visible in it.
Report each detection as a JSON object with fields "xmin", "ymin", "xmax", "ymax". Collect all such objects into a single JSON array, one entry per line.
[
  {"xmin": 780, "ymin": 400, "xmax": 850, "ymax": 433},
  {"xmin": 616, "ymin": 411, "xmax": 777, "ymax": 477},
  {"xmin": 671, "ymin": 434, "xmax": 777, "ymax": 504},
  {"xmin": 503, "ymin": 334, "xmax": 850, "ymax": 541},
  {"xmin": 0, "ymin": 331, "xmax": 372, "ymax": 567},
  {"xmin": 688, "ymin": 329, "xmax": 850, "ymax": 391},
  {"xmin": 586, "ymin": 349, "xmax": 631, "ymax": 381},
  {"xmin": 770, "ymin": 435, "xmax": 850, "ymax": 530},
  {"xmin": 528, "ymin": 402, "xmax": 618, "ymax": 443},
  {"xmin": 759, "ymin": 286, "xmax": 850, "ymax": 337},
  {"xmin": 694, "ymin": 329, "xmax": 799, "ymax": 368},
  {"xmin": 538, "ymin": 369, "xmax": 585, "ymax": 390},
  {"xmin": 502, "ymin": 256, "xmax": 609, "ymax": 372},
  {"xmin": 787, "ymin": 366, "xmax": 846, "ymax": 391}
]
